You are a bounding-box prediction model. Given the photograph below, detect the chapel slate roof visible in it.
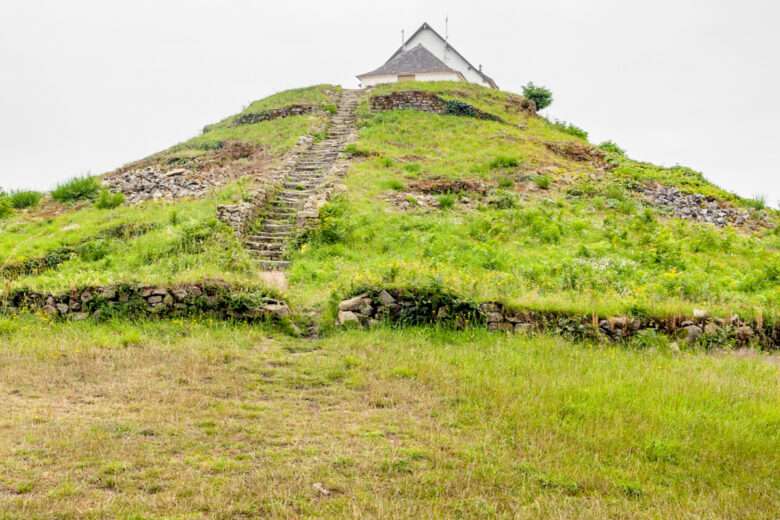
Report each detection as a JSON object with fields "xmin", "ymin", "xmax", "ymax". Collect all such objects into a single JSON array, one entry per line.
[{"xmin": 358, "ymin": 44, "xmax": 463, "ymax": 78}]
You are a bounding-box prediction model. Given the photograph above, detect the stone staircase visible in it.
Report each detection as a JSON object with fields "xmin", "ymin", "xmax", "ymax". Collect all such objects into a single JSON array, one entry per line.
[{"xmin": 245, "ymin": 90, "xmax": 361, "ymax": 271}]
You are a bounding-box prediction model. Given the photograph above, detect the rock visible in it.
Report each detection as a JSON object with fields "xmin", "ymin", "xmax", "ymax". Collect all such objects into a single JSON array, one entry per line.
[
  {"xmin": 480, "ymin": 303, "xmax": 500, "ymax": 313},
  {"xmin": 488, "ymin": 322, "xmax": 514, "ymax": 332},
  {"xmin": 693, "ymin": 309, "xmax": 709, "ymax": 321},
  {"xmin": 147, "ymin": 296, "xmax": 163, "ymax": 305},
  {"xmin": 42, "ymin": 305, "xmax": 58, "ymax": 316},
  {"xmin": 514, "ymin": 323, "xmax": 533, "ymax": 334},
  {"xmin": 610, "ymin": 317, "xmax": 629, "ymax": 329},
  {"xmin": 265, "ymin": 303, "xmax": 290, "ymax": 320},
  {"xmin": 486, "ymin": 312, "xmax": 505, "ymax": 324},
  {"xmin": 377, "ymin": 290, "xmax": 396, "ymax": 306},
  {"xmin": 704, "ymin": 323, "xmax": 720, "ymax": 336},
  {"xmin": 70, "ymin": 312, "xmax": 89, "ymax": 321},
  {"xmin": 80, "ymin": 290, "xmax": 93, "ymax": 303},
  {"xmin": 685, "ymin": 325, "xmax": 703, "ymax": 344},
  {"xmin": 100, "ymin": 287, "xmax": 117, "ymax": 300},
  {"xmin": 172, "ymin": 289, "xmax": 189, "ymax": 301},
  {"xmin": 312, "ymin": 482, "xmax": 331, "ymax": 497},
  {"xmin": 338, "ymin": 311, "xmax": 360, "ymax": 326},
  {"xmin": 737, "ymin": 326, "xmax": 755, "ymax": 341},
  {"xmin": 339, "ymin": 294, "xmax": 369, "ymax": 312}
]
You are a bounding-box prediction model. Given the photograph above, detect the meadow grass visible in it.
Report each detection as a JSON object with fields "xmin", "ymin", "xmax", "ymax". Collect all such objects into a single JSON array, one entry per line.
[
  {"xmin": 0, "ymin": 317, "xmax": 778, "ymax": 518},
  {"xmin": 0, "ymin": 181, "xmax": 262, "ymax": 293}
]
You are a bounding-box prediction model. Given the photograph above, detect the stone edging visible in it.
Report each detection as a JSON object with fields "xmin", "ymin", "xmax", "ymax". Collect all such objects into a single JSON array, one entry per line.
[
  {"xmin": 336, "ymin": 288, "xmax": 778, "ymax": 349},
  {"xmin": 3, "ymin": 282, "xmax": 290, "ymax": 323},
  {"xmin": 229, "ymin": 105, "xmax": 319, "ymax": 128},
  {"xmin": 370, "ymin": 91, "xmax": 509, "ymax": 122}
]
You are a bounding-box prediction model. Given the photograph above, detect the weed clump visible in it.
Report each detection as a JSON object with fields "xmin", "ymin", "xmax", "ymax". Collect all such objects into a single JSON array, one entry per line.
[
  {"xmin": 489, "ymin": 156, "xmax": 521, "ymax": 170},
  {"xmin": 533, "ymin": 175, "xmax": 551, "ymax": 190},
  {"xmin": 9, "ymin": 190, "xmax": 42, "ymax": 209},
  {"xmin": 94, "ymin": 189, "xmax": 125, "ymax": 210},
  {"xmin": 52, "ymin": 176, "xmax": 101, "ymax": 203}
]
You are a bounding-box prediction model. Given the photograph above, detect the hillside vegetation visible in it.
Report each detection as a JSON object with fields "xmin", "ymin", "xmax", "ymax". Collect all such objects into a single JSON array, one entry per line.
[{"xmin": 1, "ymin": 82, "xmax": 779, "ymax": 518}]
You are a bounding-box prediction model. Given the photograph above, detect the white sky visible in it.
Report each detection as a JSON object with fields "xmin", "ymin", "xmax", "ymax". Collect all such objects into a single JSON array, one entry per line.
[{"xmin": 1, "ymin": 0, "xmax": 778, "ymax": 206}]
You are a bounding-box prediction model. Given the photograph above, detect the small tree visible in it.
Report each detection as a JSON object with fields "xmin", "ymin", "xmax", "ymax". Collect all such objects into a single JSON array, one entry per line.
[{"xmin": 522, "ymin": 82, "xmax": 553, "ymax": 111}]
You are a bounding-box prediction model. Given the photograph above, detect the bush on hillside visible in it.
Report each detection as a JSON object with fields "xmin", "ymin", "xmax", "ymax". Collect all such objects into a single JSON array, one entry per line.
[
  {"xmin": 599, "ymin": 141, "xmax": 626, "ymax": 156},
  {"xmin": 522, "ymin": 83, "xmax": 553, "ymax": 111},
  {"xmin": 9, "ymin": 190, "xmax": 42, "ymax": 209},
  {"xmin": 94, "ymin": 189, "xmax": 125, "ymax": 209},
  {"xmin": 0, "ymin": 197, "xmax": 12, "ymax": 219},
  {"xmin": 52, "ymin": 176, "xmax": 101, "ymax": 203}
]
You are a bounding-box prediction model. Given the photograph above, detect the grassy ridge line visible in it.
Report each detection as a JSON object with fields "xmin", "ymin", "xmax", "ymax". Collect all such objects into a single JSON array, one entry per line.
[{"xmin": 0, "ymin": 319, "xmax": 778, "ymax": 517}]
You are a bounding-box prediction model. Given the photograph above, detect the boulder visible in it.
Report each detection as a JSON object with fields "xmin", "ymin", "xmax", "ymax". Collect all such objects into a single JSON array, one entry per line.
[
  {"xmin": 737, "ymin": 326, "xmax": 755, "ymax": 341},
  {"xmin": 338, "ymin": 311, "xmax": 360, "ymax": 326},
  {"xmin": 339, "ymin": 294, "xmax": 369, "ymax": 312},
  {"xmin": 685, "ymin": 325, "xmax": 703, "ymax": 344},
  {"xmin": 377, "ymin": 290, "xmax": 396, "ymax": 306},
  {"xmin": 693, "ymin": 309, "xmax": 709, "ymax": 321}
]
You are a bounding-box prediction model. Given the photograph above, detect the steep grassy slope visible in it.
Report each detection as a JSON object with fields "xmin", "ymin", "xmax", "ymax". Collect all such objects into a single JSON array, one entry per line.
[
  {"xmin": 287, "ymin": 82, "xmax": 779, "ymax": 320},
  {"xmin": 0, "ymin": 85, "xmax": 340, "ymax": 293}
]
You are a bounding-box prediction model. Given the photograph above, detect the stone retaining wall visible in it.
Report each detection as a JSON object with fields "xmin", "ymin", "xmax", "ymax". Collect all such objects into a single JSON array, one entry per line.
[
  {"xmin": 370, "ymin": 91, "xmax": 505, "ymax": 123},
  {"xmin": 3, "ymin": 282, "xmax": 290, "ymax": 322},
  {"xmin": 230, "ymin": 105, "xmax": 318, "ymax": 127},
  {"xmin": 337, "ymin": 288, "xmax": 778, "ymax": 349}
]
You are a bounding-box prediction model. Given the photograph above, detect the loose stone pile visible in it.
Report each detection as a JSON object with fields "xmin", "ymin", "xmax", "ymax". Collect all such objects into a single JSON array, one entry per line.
[
  {"xmin": 336, "ymin": 289, "xmax": 777, "ymax": 349},
  {"xmin": 370, "ymin": 91, "xmax": 505, "ymax": 122},
  {"xmin": 640, "ymin": 184, "xmax": 770, "ymax": 228},
  {"xmin": 4, "ymin": 283, "xmax": 290, "ymax": 322},
  {"xmin": 104, "ymin": 142, "xmax": 265, "ymax": 204}
]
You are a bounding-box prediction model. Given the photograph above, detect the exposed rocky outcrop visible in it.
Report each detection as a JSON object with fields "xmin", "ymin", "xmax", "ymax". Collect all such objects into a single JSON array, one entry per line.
[
  {"xmin": 371, "ymin": 91, "xmax": 505, "ymax": 122},
  {"xmin": 545, "ymin": 141, "xmax": 609, "ymax": 168},
  {"xmin": 639, "ymin": 184, "xmax": 772, "ymax": 228},
  {"xmin": 104, "ymin": 142, "xmax": 266, "ymax": 204},
  {"xmin": 3, "ymin": 282, "xmax": 290, "ymax": 323},
  {"xmin": 336, "ymin": 288, "xmax": 778, "ymax": 349}
]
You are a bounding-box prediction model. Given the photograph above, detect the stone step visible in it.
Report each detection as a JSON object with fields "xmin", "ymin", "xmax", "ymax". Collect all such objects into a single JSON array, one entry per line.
[
  {"xmin": 262, "ymin": 223, "xmax": 293, "ymax": 231},
  {"xmin": 248, "ymin": 234, "xmax": 290, "ymax": 242},
  {"xmin": 258, "ymin": 260, "xmax": 291, "ymax": 271}
]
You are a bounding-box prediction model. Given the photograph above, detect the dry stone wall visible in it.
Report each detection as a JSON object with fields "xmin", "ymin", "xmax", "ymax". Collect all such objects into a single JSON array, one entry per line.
[
  {"xmin": 370, "ymin": 91, "xmax": 505, "ymax": 123},
  {"xmin": 337, "ymin": 288, "xmax": 778, "ymax": 350},
  {"xmin": 230, "ymin": 105, "xmax": 318, "ymax": 127},
  {"xmin": 3, "ymin": 282, "xmax": 290, "ymax": 323}
]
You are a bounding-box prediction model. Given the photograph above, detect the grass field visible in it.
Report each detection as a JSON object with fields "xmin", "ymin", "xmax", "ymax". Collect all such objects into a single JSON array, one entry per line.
[{"xmin": 0, "ymin": 317, "xmax": 778, "ymax": 518}]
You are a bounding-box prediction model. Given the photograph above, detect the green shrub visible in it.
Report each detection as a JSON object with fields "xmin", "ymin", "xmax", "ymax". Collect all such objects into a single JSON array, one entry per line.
[
  {"xmin": 383, "ymin": 179, "xmax": 406, "ymax": 191},
  {"xmin": 323, "ymin": 103, "xmax": 338, "ymax": 115},
  {"xmin": 52, "ymin": 176, "xmax": 100, "ymax": 203},
  {"xmin": 599, "ymin": 141, "xmax": 626, "ymax": 156},
  {"xmin": 550, "ymin": 120, "xmax": 588, "ymax": 139},
  {"xmin": 522, "ymin": 83, "xmax": 553, "ymax": 111},
  {"xmin": 498, "ymin": 177, "xmax": 514, "ymax": 189},
  {"xmin": 94, "ymin": 189, "xmax": 125, "ymax": 209},
  {"xmin": 489, "ymin": 156, "xmax": 520, "ymax": 170},
  {"xmin": 0, "ymin": 197, "xmax": 12, "ymax": 219},
  {"xmin": 745, "ymin": 195, "xmax": 766, "ymax": 210},
  {"xmin": 437, "ymin": 194, "xmax": 456, "ymax": 210},
  {"xmin": 533, "ymin": 175, "xmax": 551, "ymax": 190},
  {"xmin": 9, "ymin": 190, "xmax": 42, "ymax": 209},
  {"xmin": 344, "ymin": 144, "xmax": 372, "ymax": 157}
]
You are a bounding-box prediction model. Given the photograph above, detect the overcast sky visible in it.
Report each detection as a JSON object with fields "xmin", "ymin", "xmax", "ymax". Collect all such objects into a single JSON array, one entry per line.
[{"xmin": 1, "ymin": 0, "xmax": 778, "ymax": 206}]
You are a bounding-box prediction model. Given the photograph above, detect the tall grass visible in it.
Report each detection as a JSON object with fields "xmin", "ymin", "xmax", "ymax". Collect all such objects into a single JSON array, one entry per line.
[
  {"xmin": 9, "ymin": 190, "xmax": 42, "ymax": 209},
  {"xmin": 52, "ymin": 176, "xmax": 101, "ymax": 203}
]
